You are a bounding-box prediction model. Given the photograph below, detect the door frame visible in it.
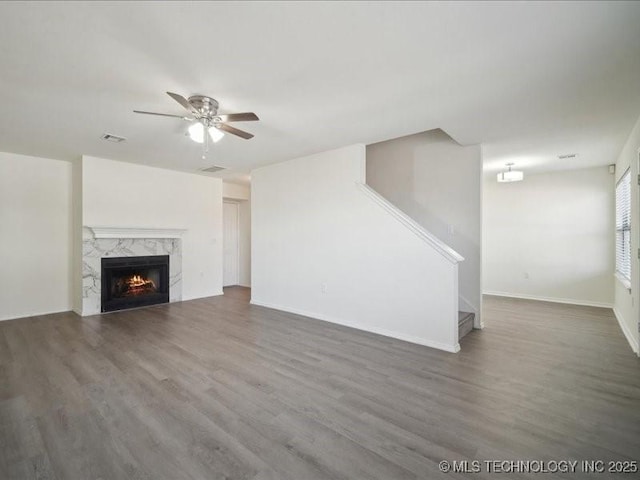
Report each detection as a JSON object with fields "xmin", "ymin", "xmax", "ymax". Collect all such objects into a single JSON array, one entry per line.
[{"xmin": 223, "ymin": 200, "xmax": 240, "ymax": 287}]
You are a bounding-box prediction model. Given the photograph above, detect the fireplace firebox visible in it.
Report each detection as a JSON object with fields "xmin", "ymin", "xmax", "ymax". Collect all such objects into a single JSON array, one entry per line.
[{"xmin": 101, "ymin": 255, "xmax": 169, "ymax": 313}]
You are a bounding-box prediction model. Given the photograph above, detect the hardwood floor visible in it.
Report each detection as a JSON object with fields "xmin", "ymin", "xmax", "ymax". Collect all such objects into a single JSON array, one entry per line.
[{"xmin": 1, "ymin": 288, "xmax": 638, "ymax": 479}]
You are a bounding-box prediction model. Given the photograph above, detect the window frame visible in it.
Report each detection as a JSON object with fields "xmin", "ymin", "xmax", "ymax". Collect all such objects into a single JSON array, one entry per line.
[{"xmin": 615, "ymin": 167, "xmax": 632, "ymax": 289}]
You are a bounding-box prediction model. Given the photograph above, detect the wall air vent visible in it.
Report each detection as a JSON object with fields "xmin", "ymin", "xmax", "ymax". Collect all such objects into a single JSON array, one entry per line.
[
  {"xmin": 558, "ymin": 153, "xmax": 577, "ymax": 159},
  {"xmin": 200, "ymin": 165, "xmax": 226, "ymax": 173},
  {"xmin": 101, "ymin": 133, "xmax": 127, "ymax": 143}
]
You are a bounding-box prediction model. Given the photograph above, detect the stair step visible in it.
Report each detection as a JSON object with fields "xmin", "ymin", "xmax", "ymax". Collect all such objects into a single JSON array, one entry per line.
[{"xmin": 458, "ymin": 311, "xmax": 475, "ymax": 340}]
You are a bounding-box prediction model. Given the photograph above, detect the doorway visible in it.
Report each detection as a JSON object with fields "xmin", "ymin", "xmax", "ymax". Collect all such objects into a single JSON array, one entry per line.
[{"xmin": 223, "ymin": 201, "xmax": 240, "ymax": 286}]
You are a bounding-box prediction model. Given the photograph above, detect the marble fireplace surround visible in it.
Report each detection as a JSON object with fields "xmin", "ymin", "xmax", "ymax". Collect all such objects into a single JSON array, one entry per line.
[{"xmin": 82, "ymin": 226, "xmax": 186, "ymax": 316}]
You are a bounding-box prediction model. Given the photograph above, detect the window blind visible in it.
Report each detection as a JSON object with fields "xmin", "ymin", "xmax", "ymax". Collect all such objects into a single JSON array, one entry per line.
[{"xmin": 615, "ymin": 168, "xmax": 631, "ymax": 282}]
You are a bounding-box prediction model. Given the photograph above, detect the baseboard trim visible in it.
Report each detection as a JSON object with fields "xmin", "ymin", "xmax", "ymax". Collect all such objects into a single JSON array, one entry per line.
[
  {"xmin": 182, "ymin": 290, "xmax": 224, "ymax": 302},
  {"xmin": 0, "ymin": 307, "xmax": 73, "ymax": 322},
  {"xmin": 250, "ymin": 299, "xmax": 460, "ymax": 353},
  {"xmin": 613, "ymin": 307, "xmax": 640, "ymax": 355},
  {"xmin": 483, "ymin": 291, "xmax": 613, "ymax": 309}
]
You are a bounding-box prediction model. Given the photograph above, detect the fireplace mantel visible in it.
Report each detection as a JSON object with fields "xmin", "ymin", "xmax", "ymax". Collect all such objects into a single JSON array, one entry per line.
[
  {"xmin": 82, "ymin": 233, "xmax": 183, "ymax": 316},
  {"xmin": 86, "ymin": 226, "xmax": 187, "ymax": 239}
]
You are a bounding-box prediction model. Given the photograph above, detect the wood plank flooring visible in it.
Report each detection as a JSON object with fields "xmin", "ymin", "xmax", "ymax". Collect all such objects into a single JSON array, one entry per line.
[{"xmin": 1, "ymin": 288, "xmax": 639, "ymax": 479}]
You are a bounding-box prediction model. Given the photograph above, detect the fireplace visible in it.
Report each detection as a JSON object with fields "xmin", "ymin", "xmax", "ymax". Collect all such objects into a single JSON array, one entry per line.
[{"xmin": 101, "ymin": 255, "xmax": 169, "ymax": 313}]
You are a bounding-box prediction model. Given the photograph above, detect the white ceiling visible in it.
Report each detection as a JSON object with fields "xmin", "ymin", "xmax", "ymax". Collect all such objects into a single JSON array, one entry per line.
[{"xmin": 0, "ymin": 1, "xmax": 639, "ymax": 180}]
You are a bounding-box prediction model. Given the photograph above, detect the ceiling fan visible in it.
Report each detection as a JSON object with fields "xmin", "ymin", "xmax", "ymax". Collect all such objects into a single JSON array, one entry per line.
[{"xmin": 134, "ymin": 92, "xmax": 258, "ymax": 156}]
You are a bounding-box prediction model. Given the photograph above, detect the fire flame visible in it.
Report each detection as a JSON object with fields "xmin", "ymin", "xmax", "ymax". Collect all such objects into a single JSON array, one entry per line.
[{"xmin": 127, "ymin": 275, "xmax": 156, "ymax": 289}]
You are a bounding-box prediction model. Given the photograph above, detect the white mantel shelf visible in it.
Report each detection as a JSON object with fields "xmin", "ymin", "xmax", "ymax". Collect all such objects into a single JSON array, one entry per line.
[{"xmin": 86, "ymin": 226, "xmax": 187, "ymax": 239}]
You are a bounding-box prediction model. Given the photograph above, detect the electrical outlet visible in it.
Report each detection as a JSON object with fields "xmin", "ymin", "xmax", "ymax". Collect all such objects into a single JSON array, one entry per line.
[
  {"xmin": 321, "ymin": 283, "xmax": 328, "ymax": 294},
  {"xmin": 524, "ymin": 272, "xmax": 530, "ymax": 279}
]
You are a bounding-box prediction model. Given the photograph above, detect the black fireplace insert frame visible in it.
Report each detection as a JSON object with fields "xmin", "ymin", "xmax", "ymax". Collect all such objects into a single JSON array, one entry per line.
[{"xmin": 101, "ymin": 255, "xmax": 169, "ymax": 313}]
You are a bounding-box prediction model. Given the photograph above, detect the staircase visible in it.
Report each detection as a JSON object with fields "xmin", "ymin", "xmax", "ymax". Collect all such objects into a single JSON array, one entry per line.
[{"xmin": 458, "ymin": 311, "xmax": 475, "ymax": 340}]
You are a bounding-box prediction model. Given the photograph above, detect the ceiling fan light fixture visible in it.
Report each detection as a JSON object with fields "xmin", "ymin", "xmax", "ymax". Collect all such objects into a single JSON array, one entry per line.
[
  {"xmin": 497, "ymin": 163, "xmax": 523, "ymax": 183},
  {"xmin": 208, "ymin": 126, "xmax": 224, "ymax": 143},
  {"xmin": 134, "ymin": 92, "xmax": 257, "ymax": 157},
  {"xmin": 188, "ymin": 122, "xmax": 204, "ymax": 143}
]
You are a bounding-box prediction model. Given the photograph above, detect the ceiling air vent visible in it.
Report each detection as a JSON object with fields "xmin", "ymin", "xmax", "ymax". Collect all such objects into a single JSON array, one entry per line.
[
  {"xmin": 101, "ymin": 133, "xmax": 127, "ymax": 143},
  {"xmin": 200, "ymin": 165, "xmax": 226, "ymax": 173},
  {"xmin": 558, "ymin": 153, "xmax": 577, "ymax": 159}
]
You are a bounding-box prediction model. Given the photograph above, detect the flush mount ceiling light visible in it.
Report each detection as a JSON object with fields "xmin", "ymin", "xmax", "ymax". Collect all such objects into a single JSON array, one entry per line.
[{"xmin": 497, "ymin": 163, "xmax": 524, "ymax": 183}]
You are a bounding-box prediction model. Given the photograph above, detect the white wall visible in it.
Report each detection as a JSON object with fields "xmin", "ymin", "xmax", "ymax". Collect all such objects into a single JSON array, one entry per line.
[
  {"xmin": 82, "ymin": 156, "xmax": 224, "ymax": 301},
  {"xmin": 614, "ymin": 114, "xmax": 640, "ymax": 354},
  {"xmin": 0, "ymin": 152, "xmax": 73, "ymax": 320},
  {"xmin": 367, "ymin": 129, "xmax": 482, "ymax": 324},
  {"xmin": 223, "ymin": 182, "xmax": 250, "ymax": 200},
  {"xmin": 72, "ymin": 157, "xmax": 83, "ymax": 314},
  {"xmin": 252, "ymin": 144, "xmax": 461, "ymax": 352},
  {"xmin": 223, "ymin": 182, "xmax": 251, "ymax": 287},
  {"xmin": 483, "ymin": 166, "xmax": 614, "ymax": 308}
]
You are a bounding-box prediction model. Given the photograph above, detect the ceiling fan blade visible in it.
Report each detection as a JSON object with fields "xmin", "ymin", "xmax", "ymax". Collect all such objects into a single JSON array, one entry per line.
[
  {"xmin": 217, "ymin": 112, "xmax": 259, "ymax": 122},
  {"xmin": 218, "ymin": 123, "xmax": 254, "ymax": 139},
  {"xmin": 133, "ymin": 110, "xmax": 192, "ymax": 120},
  {"xmin": 166, "ymin": 91, "xmax": 198, "ymax": 114}
]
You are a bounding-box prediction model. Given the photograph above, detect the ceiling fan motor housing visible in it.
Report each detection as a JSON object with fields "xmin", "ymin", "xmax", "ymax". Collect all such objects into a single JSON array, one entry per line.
[{"xmin": 188, "ymin": 95, "xmax": 219, "ymax": 115}]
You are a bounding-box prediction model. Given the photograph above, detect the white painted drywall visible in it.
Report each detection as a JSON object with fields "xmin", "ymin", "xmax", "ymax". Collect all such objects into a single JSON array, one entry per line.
[
  {"xmin": 81, "ymin": 156, "xmax": 224, "ymax": 302},
  {"xmin": 223, "ymin": 181, "xmax": 251, "ymax": 287},
  {"xmin": 71, "ymin": 157, "xmax": 83, "ymax": 314},
  {"xmin": 0, "ymin": 152, "xmax": 73, "ymax": 320},
  {"xmin": 613, "ymin": 114, "xmax": 640, "ymax": 354},
  {"xmin": 366, "ymin": 129, "xmax": 482, "ymax": 324},
  {"xmin": 251, "ymin": 144, "xmax": 460, "ymax": 352},
  {"xmin": 223, "ymin": 182, "xmax": 250, "ymax": 201},
  {"xmin": 483, "ymin": 166, "xmax": 614, "ymax": 308}
]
